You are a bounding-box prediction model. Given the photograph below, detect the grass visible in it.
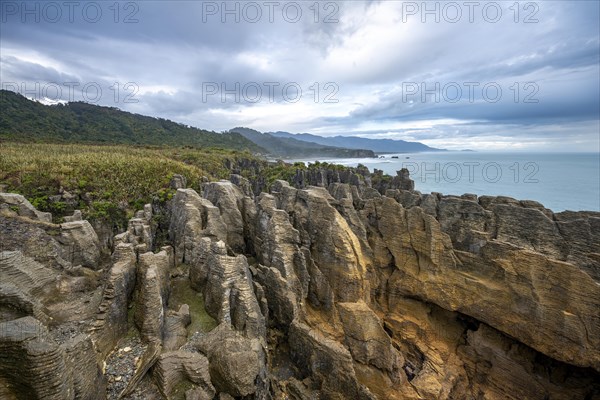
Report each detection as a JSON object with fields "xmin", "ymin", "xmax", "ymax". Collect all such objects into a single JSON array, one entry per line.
[
  {"xmin": 0, "ymin": 141, "xmax": 365, "ymax": 232},
  {"xmin": 169, "ymin": 275, "xmax": 217, "ymax": 336},
  {"xmin": 0, "ymin": 142, "xmax": 260, "ymax": 226}
]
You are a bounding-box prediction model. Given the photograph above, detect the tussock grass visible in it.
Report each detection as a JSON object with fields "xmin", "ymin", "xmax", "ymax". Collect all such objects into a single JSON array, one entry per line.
[{"xmin": 0, "ymin": 142, "xmax": 256, "ymax": 224}]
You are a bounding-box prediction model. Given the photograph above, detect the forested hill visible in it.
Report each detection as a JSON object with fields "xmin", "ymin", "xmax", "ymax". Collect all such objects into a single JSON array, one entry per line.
[
  {"xmin": 230, "ymin": 127, "xmax": 375, "ymax": 158},
  {"xmin": 0, "ymin": 90, "xmax": 263, "ymax": 152}
]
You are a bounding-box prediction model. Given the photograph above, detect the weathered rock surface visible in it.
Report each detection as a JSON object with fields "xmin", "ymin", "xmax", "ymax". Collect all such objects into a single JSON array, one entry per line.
[
  {"xmin": 169, "ymin": 188, "xmax": 228, "ymax": 265},
  {"xmin": 380, "ymin": 191, "xmax": 600, "ymax": 371},
  {"xmin": 153, "ymin": 350, "xmax": 214, "ymax": 399},
  {"xmin": 58, "ymin": 220, "xmax": 102, "ymax": 269},
  {"xmin": 163, "ymin": 304, "xmax": 191, "ymax": 351},
  {"xmin": 90, "ymin": 243, "xmax": 137, "ymax": 356},
  {"xmin": 0, "ymin": 316, "xmax": 105, "ymax": 400},
  {"xmin": 0, "ymin": 317, "xmax": 71, "ymax": 399},
  {"xmin": 203, "ymin": 244, "xmax": 266, "ymax": 340},
  {"xmin": 0, "ymin": 193, "xmax": 52, "ymax": 222},
  {"xmin": 1, "ymin": 166, "xmax": 599, "ymax": 400},
  {"xmin": 192, "ymin": 324, "xmax": 266, "ymax": 398},
  {"xmin": 114, "ymin": 203, "xmax": 154, "ymax": 254},
  {"xmin": 288, "ymin": 320, "xmax": 377, "ymax": 400},
  {"xmin": 272, "ymin": 182, "xmax": 370, "ymax": 304},
  {"xmin": 337, "ymin": 301, "xmax": 397, "ymax": 371},
  {"xmin": 203, "ymin": 181, "xmax": 249, "ymax": 254},
  {"xmin": 134, "ymin": 247, "xmax": 174, "ymax": 344}
]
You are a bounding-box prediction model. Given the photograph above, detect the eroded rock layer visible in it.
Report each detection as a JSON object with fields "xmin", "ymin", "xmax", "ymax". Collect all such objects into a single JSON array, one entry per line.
[{"xmin": 0, "ymin": 168, "xmax": 599, "ymax": 399}]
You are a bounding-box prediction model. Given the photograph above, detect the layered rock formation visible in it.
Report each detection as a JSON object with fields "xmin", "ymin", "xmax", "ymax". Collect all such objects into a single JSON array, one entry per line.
[{"xmin": 1, "ymin": 168, "xmax": 599, "ymax": 399}]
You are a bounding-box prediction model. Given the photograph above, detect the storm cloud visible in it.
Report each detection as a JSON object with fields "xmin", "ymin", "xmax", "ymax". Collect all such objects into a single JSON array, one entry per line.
[{"xmin": 1, "ymin": 0, "xmax": 598, "ymax": 150}]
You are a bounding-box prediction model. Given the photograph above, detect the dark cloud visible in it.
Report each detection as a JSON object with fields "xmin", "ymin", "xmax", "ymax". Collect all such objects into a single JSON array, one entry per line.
[{"xmin": 0, "ymin": 0, "xmax": 598, "ymax": 151}]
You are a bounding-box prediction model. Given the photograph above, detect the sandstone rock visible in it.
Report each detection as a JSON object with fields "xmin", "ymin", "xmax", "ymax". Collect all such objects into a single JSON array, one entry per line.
[
  {"xmin": 291, "ymin": 167, "xmax": 369, "ymax": 190},
  {"xmin": 0, "ymin": 317, "xmax": 71, "ymax": 399},
  {"xmin": 0, "ymin": 250, "xmax": 82, "ymax": 325},
  {"xmin": 436, "ymin": 196, "xmax": 492, "ymax": 252},
  {"xmin": 372, "ymin": 168, "xmax": 415, "ymax": 193},
  {"xmin": 381, "ymin": 206, "xmax": 600, "ymax": 371},
  {"xmin": 170, "ymin": 174, "xmax": 187, "ymax": 189},
  {"xmin": 203, "ymin": 181, "xmax": 247, "ymax": 254},
  {"xmin": 193, "ymin": 324, "xmax": 264, "ymax": 398},
  {"xmin": 328, "ymin": 183, "xmax": 373, "ymax": 260},
  {"xmin": 163, "ymin": 304, "xmax": 191, "ymax": 351},
  {"xmin": 58, "ymin": 220, "xmax": 101, "ymax": 269},
  {"xmin": 89, "ymin": 242, "xmax": 136, "ymax": 356},
  {"xmin": 115, "ymin": 205, "xmax": 154, "ymax": 254},
  {"xmin": 0, "ymin": 282, "xmax": 48, "ymax": 323},
  {"xmin": 63, "ymin": 210, "xmax": 82, "ymax": 223},
  {"xmin": 0, "ymin": 193, "xmax": 52, "ymax": 222},
  {"xmin": 3, "ymin": 168, "xmax": 599, "ymax": 400},
  {"xmin": 229, "ymin": 174, "xmax": 254, "ymax": 197},
  {"xmin": 393, "ymin": 189, "xmax": 423, "ymax": 209},
  {"xmin": 62, "ymin": 333, "xmax": 107, "ymax": 400},
  {"xmin": 384, "ymin": 297, "xmax": 474, "ymax": 398},
  {"xmin": 458, "ymin": 323, "xmax": 600, "ymax": 400},
  {"xmin": 491, "ymin": 202, "xmax": 567, "ymax": 258},
  {"xmin": 272, "ymin": 184, "xmax": 369, "ymax": 304},
  {"xmin": 169, "ymin": 188, "xmax": 228, "ymax": 265},
  {"xmin": 0, "ymin": 214, "xmax": 71, "ymax": 269},
  {"xmin": 288, "ymin": 320, "xmax": 376, "ymax": 400},
  {"xmin": 553, "ymin": 211, "xmax": 600, "ymax": 277},
  {"xmin": 255, "ymin": 264, "xmax": 297, "ymax": 327},
  {"xmin": 303, "ymin": 248, "xmax": 336, "ymax": 312},
  {"xmin": 337, "ymin": 301, "xmax": 396, "ymax": 371},
  {"xmin": 252, "ymin": 193, "xmax": 308, "ymax": 326},
  {"xmin": 134, "ymin": 247, "xmax": 174, "ymax": 344},
  {"xmin": 188, "ymin": 237, "xmax": 221, "ymax": 291},
  {"xmin": 0, "ymin": 251, "xmax": 57, "ymax": 299},
  {"xmin": 203, "ymin": 245, "xmax": 266, "ymax": 339},
  {"xmin": 153, "ymin": 350, "xmax": 214, "ymax": 399}
]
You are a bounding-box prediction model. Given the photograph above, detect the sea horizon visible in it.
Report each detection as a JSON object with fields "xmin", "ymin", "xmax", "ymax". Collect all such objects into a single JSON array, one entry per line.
[{"xmin": 289, "ymin": 151, "xmax": 600, "ymax": 213}]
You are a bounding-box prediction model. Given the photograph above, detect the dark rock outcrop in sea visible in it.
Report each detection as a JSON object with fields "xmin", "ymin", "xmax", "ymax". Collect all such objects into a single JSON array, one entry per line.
[{"xmin": 0, "ymin": 168, "xmax": 599, "ymax": 399}]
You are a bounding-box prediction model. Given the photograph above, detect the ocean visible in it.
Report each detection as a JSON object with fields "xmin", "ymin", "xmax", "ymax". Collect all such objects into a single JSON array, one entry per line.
[{"xmin": 294, "ymin": 152, "xmax": 600, "ymax": 212}]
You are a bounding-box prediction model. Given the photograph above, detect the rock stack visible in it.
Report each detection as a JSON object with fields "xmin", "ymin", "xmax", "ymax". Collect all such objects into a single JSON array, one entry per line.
[{"xmin": 0, "ymin": 167, "xmax": 599, "ymax": 399}]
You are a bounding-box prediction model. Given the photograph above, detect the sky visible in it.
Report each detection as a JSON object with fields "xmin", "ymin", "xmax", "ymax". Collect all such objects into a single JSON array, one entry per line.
[{"xmin": 1, "ymin": 0, "xmax": 599, "ymax": 151}]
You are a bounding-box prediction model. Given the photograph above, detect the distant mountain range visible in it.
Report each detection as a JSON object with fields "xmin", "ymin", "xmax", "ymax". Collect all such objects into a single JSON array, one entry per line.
[
  {"xmin": 0, "ymin": 90, "xmax": 262, "ymax": 152},
  {"xmin": 269, "ymin": 131, "xmax": 445, "ymax": 153},
  {"xmin": 229, "ymin": 127, "xmax": 375, "ymax": 158}
]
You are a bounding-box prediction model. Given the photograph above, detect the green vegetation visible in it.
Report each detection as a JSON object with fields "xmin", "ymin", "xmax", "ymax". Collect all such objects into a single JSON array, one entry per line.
[
  {"xmin": 169, "ymin": 275, "xmax": 217, "ymax": 336},
  {"xmin": 263, "ymin": 161, "xmax": 306, "ymax": 186},
  {"xmin": 0, "ymin": 90, "xmax": 380, "ymax": 245},
  {"xmin": 0, "ymin": 142, "xmax": 261, "ymax": 227},
  {"xmin": 0, "ymin": 90, "xmax": 264, "ymax": 152},
  {"xmin": 0, "ymin": 142, "xmax": 363, "ymax": 227}
]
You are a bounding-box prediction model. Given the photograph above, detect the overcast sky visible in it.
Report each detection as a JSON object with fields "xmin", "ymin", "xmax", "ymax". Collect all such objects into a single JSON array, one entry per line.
[{"xmin": 1, "ymin": 0, "xmax": 598, "ymax": 151}]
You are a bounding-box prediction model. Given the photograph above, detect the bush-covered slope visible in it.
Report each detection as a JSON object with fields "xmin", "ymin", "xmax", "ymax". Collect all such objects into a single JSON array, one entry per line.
[{"xmin": 0, "ymin": 90, "xmax": 263, "ymax": 152}]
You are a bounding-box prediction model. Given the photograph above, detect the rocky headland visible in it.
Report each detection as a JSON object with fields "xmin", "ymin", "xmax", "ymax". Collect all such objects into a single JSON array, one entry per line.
[{"xmin": 1, "ymin": 167, "xmax": 599, "ymax": 399}]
